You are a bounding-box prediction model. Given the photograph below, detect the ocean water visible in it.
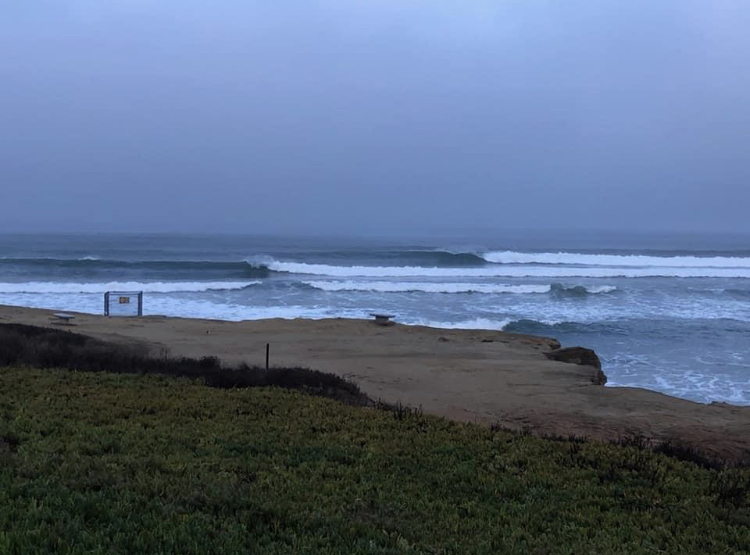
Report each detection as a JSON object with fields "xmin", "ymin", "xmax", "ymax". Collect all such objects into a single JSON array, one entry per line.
[{"xmin": 1, "ymin": 232, "xmax": 749, "ymax": 406}]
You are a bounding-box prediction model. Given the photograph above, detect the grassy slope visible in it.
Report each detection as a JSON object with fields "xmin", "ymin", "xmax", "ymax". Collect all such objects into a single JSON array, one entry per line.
[{"xmin": 1, "ymin": 367, "xmax": 748, "ymax": 555}]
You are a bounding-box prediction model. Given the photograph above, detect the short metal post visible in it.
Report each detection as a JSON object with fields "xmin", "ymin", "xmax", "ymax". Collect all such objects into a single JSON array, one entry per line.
[{"xmin": 265, "ymin": 343, "xmax": 270, "ymax": 369}]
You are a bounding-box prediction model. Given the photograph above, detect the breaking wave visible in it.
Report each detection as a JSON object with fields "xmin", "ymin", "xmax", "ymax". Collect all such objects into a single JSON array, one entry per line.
[
  {"xmin": 259, "ymin": 260, "xmax": 750, "ymax": 279},
  {"xmin": 304, "ymin": 281, "xmax": 548, "ymax": 294},
  {"xmin": 480, "ymin": 250, "xmax": 750, "ymax": 268},
  {"xmin": 303, "ymin": 281, "xmax": 617, "ymax": 295},
  {"xmin": 550, "ymin": 283, "xmax": 618, "ymax": 297},
  {"xmin": 7, "ymin": 253, "xmax": 750, "ymax": 279},
  {"xmin": 502, "ymin": 319, "xmax": 613, "ymax": 335},
  {"xmin": 408, "ymin": 317, "xmax": 513, "ymax": 330},
  {"xmin": 402, "ymin": 250, "xmax": 486, "ymax": 266}
]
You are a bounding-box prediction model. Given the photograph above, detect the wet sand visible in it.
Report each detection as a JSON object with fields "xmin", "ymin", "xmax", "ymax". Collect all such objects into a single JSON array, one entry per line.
[{"xmin": 2, "ymin": 304, "xmax": 748, "ymax": 461}]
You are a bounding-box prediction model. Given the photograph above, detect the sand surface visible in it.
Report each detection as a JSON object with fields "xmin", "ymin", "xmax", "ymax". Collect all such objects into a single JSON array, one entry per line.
[{"xmin": 2, "ymin": 304, "xmax": 749, "ymax": 461}]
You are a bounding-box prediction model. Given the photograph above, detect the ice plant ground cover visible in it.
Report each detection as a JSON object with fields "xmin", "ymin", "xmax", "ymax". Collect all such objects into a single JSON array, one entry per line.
[{"xmin": 1, "ymin": 364, "xmax": 749, "ymax": 554}]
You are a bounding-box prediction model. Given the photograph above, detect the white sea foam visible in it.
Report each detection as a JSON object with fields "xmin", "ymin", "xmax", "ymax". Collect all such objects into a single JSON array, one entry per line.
[
  {"xmin": 265, "ymin": 260, "xmax": 750, "ymax": 278},
  {"xmin": 0, "ymin": 281, "xmax": 260, "ymax": 294},
  {"xmin": 304, "ymin": 281, "xmax": 617, "ymax": 295},
  {"xmin": 303, "ymin": 281, "xmax": 552, "ymax": 294},
  {"xmin": 481, "ymin": 250, "xmax": 750, "ymax": 268},
  {"xmin": 140, "ymin": 299, "xmax": 358, "ymax": 322},
  {"xmin": 606, "ymin": 367, "xmax": 750, "ymax": 405},
  {"xmin": 405, "ymin": 317, "xmax": 513, "ymax": 331},
  {"xmin": 584, "ymin": 285, "xmax": 618, "ymax": 294}
]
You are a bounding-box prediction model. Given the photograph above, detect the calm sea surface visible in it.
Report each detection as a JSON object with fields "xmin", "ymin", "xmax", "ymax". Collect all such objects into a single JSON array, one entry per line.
[{"xmin": 1, "ymin": 232, "xmax": 749, "ymax": 405}]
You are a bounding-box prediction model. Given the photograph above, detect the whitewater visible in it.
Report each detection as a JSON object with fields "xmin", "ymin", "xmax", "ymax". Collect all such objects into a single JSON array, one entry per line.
[
  {"xmin": 263, "ymin": 259, "xmax": 750, "ymax": 279},
  {"xmin": 1, "ymin": 233, "xmax": 748, "ymax": 406}
]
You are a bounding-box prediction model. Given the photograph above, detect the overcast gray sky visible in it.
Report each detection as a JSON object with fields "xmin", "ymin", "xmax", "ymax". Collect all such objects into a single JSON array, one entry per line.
[{"xmin": 1, "ymin": 1, "xmax": 748, "ymax": 235}]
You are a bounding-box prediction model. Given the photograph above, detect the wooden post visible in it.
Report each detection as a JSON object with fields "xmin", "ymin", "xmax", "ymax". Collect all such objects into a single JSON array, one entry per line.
[{"xmin": 265, "ymin": 343, "xmax": 270, "ymax": 369}]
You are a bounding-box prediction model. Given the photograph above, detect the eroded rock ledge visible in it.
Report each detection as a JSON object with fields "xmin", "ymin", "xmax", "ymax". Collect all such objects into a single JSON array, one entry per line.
[{"xmin": 545, "ymin": 346, "xmax": 608, "ymax": 385}]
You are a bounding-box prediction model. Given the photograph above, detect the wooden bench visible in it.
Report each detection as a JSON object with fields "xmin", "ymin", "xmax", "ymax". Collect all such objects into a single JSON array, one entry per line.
[
  {"xmin": 370, "ymin": 313, "xmax": 395, "ymax": 326},
  {"xmin": 51, "ymin": 312, "xmax": 76, "ymax": 325}
]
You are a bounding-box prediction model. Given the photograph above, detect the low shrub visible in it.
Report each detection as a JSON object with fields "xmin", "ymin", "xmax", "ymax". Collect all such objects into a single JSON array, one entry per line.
[{"xmin": 0, "ymin": 323, "xmax": 370, "ymax": 406}]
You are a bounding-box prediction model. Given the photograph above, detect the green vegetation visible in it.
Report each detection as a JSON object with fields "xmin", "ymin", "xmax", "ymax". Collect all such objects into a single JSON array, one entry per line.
[
  {"xmin": 1, "ymin": 366, "xmax": 749, "ymax": 554},
  {"xmin": 0, "ymin": 323, "xmax": 370, "ymax": 406}
]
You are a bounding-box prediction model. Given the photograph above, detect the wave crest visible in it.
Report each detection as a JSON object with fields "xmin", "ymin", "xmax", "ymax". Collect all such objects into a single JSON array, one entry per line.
[
  {"xmin": 1, "ymin": 258, "xmax": 270, "ymax": 277},
  {"xmin": 550, "ymin": 283, "xmax": 618, "ymax": 297},
  {"xmin": 304, "ymin": 281, "xmax": 550, "ymax": 294},
  {"xmin": 303, "ymin": 281, "xmax": 617, "ymax": 295},
  {"xmin": 0, "ymin": 281, "xmax": 260, "ymax": 294},
  {"xmin": 481, "ymin": 250, "xmax": 750, "ymax": 268},
  {"xmin": 409, "ymin": 317, "xmax": 513, "ymax": 330},
  {"xmin": 261, "ymin": 259, "xmax": 750, "ymax": 279}
]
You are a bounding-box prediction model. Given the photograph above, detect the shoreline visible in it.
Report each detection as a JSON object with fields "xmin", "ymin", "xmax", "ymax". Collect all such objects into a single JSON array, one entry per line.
[{"xmin": 2, "ymin": 303, "xmax": 749, "ymax": 462}]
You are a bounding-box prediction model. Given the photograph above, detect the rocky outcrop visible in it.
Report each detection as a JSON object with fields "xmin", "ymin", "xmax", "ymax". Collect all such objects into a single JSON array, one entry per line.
[{"xmin": 546, "ymin": 347, "xmax": 607, "ymax": 385}]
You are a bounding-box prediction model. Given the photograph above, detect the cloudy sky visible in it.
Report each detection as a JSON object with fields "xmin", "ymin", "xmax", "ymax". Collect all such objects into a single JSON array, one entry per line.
[{"xmin": 1, "ymin": 1, "xmax": 748, "ymax": 235}]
